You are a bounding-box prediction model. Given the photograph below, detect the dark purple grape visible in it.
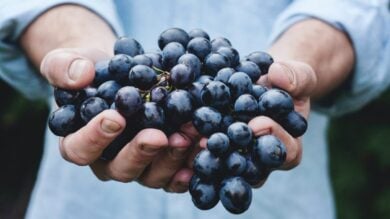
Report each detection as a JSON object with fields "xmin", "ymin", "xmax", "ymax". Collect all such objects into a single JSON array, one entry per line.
[
  {"xmin": 161, "ymin": 42, "xmax": 186, "ymax": 70},
  {"xmin": 132, "ymin": 54, "xmax": 153, "ymax": 67},
  {"xmin": 207, "ymin": 132, "xmax": 230, "ymax": 157},
  {"xmin": 276, "ymin": 111, "xmax": 307, "ymax": 137},
  {"xmin": 219, "ymin": 177, "xmax": 252, "ymax": 214},
  {"xmin": 178, "ymin": 53, "xmax": 201, "ymax": 79},
  {"xmin": 48, "ymin": 105, "xmax": 81, "ymax": 136},
  {"xmin": 243, "ymin": 157, "xmax": 269, "ymax": 186},
  {"xmin": 214, "ymin": 67, "xmax": 235, "ymax": 84},
  {"xmin": 150, "ymin": 86, "xmax": 168, "ymax": 104},
  {"xmin": 114, "ymin": 86, "xmax": 143, "ymax": 118},
  {"xmin": 108, "ymin": 54, "xmax": 134, "ymax": 82},
  {"xmin": 245, "ymin": 51, "xmax": 273, "ymax": 74},
  {"xmin": 235, "ymin": 61, "xmax": 261, "ymax": 83},
  {"xmin": 201, "ymin": 81, "xmax": 231, "ymax": 111},
  {"xmin": 192, "ymin": 106, "xmax": 222, "ymax": 137},
  {"xmin": 170, "ymin": 64, "xmax": 195, "ymax": 88},
  {"xmin": 164, "ymin": 89, "xmax": 194, "ymax": 126},
  {"xmin": 158, "ymin": 28, "xmax": 189, "ymax": 50},
  {"xmin": 225, "ymin": 151, "xmax": 247, "ymax": 176},
  {"xmin": 227, "ymin": 72, "xmax": 253, "ymax": 100},
  {"xmin": 221, "ymin": 114, "xmax": 235, "ymax": 133},
  {"xmin": 217, "ymin": 47, "xmax": 239, "ymax": 67},
  {"xmin": 144, "ymin": 52, "xmax": 163, "ymax": 69},
  {"xmin": 97, "ymin": 80, "xmax": 122, "ymax": 104},
  {"xmin": 189, "ymin": 174, "xmax": 201, "ymax": 192},
  {"xmin": 204, "ymin": 53, "xmax": 231, "ymax": 76},
  {"xmin": 139, "ymin": 102, "xmax": 165, "ymax": 129},
  {"xmin": 82, "ymin": 87, "xmax": 98, "ymax": 100},
  {"xmin": 258, "ymin": 88, "xmax": 294, "ymax": 118},
  {"xmin": 188, "ymin": 28, "xmax": 210, "ymax": 40},
  {"xmin": 80, "ymin": 97, "xmax": 109, "ymax": 123},
  {"xmin": 188, "ymin": 82, "xmax": 205, "ymax": 107},
  {"xmin": 252, "ymin": 135, "xmax": 286, "ymax": 168},
  {"xmin": 190, "ymin": 178, "xmax": 219, "ymax": 210},
  {"xmin": 161, "ymin": 123, "xmax": 179, "ymax": 137},
  {"xmin": 187, "ymin": 37, "xmax": 212, "ymax": 61},
  {"xmin": 196, "ymin": 75, "xmax": 214, "ymax": 85},
  {"xmin": 93, "ymin": 60, "xmax": 112, "ymax": 87},
  {"xmin": 234, "ymin": 94, "xmax": 259, "ymax": 122},
  {"xmin": 211, "ymin": 37, "xmax": 232, "ymax": 51},
  {"xmin": 128, "ymin": 65, "xmax": 157, "ymax": 90},
  {"xmin": 54, "ymin": 88, "xmax": 81, "ymax": 106},
  {"xmin": 114, "ymin": 37, "xmax": 144, "ymax": 57},
  {"xmin": 252, "ymin": 85, "xmax": 268, "ymax": 99},
  {"xmin": 193, "ymin": 150, "xmax": 222, "ymax": 181},
  {"xmin": 227, "ymin": 122, "xmax": 253, "ymax": 149}
]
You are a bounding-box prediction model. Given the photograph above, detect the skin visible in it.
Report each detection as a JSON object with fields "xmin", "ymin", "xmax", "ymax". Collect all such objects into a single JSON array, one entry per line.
[{"xmin": 20, "ymin": 5, "xmax": 354, "ymax": 192}]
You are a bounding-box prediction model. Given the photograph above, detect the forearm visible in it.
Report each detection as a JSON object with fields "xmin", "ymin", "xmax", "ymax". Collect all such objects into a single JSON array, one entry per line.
[
  {"xmin": 268, "ymin": 19, "xmax": 354, "ymax": 99},
  {"xmin": 20, "ymin": 4, "xmax": 117, "ymax": 68}
]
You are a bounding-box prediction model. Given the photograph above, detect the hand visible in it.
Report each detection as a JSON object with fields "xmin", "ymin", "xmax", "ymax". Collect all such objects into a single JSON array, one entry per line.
[
  {"xmin": 41, "ymin": 48, "xmax": 200, "ymax": 192},
  {"xmin": 251, "ymin": 60, "xmax": 317, "ymax": 185},
  {"xmin": 195, "ymin": 60, "xmax": 317, "ymax": 188}
]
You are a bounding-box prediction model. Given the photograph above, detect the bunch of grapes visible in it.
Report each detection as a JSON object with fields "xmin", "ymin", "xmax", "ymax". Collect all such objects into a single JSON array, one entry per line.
[{"xmin": 48, "ymin": 28, "xmax": 307, "ymax": 214}]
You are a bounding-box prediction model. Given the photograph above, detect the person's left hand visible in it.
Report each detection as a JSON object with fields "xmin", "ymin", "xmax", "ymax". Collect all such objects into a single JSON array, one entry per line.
[{"xmin": 187, "ymin": 60, "xmax": 318, "ymax": 188}]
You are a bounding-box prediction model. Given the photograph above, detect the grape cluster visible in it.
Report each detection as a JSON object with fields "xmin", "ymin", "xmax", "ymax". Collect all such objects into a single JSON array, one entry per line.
[{"xmin": 48, "ymin": 28, "xmax": 307, "ymax": 214}]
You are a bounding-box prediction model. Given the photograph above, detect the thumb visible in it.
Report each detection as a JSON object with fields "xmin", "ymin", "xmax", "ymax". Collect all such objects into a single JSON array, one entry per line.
[
  {"xmin": 40, "ymin": 48, "xmax": 110, "ymax": 89},
  {"xmin": 267, "ymin": 61, "xmax": 317, "ymax": 99}
]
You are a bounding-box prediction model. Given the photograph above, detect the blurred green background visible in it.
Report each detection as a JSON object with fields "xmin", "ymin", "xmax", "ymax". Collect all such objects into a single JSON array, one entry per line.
[{"xmin": 0, "ymin": 79, "xmax": 389, "ymax": 219}]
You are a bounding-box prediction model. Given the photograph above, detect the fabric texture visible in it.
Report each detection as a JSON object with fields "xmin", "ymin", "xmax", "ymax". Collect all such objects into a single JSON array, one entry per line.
[
  {"xmin": 0, "ymin": 0, "xmax": 388, "ymax": 218},
  {"xmin": 0, "ymin": 0, "xmax": 122, "ymax": 99},
  {"xmin": 269, "ymin": 0, "xmax": 390, "ymax": 116}
]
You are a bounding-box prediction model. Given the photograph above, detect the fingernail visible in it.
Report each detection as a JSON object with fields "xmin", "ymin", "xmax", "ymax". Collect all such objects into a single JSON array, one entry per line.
[
  {"xmin": 272, "ymin": 63, "xmax": 294, "ymax": 85},
  {"xmin": 280, "ymin": 63, "xmax": 295, "ymax": 84},
  {"xmin": 101, "ymin": 119, "xmax": 121, "ymax": 133},
  {"xmin": 68, "ymin": 59, "xmax": 90, "ymax": 81}
]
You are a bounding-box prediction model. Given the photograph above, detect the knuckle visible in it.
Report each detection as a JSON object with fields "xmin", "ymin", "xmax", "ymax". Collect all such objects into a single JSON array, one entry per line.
[
  {"xmin": 283, "ymin": 144, "xmax": 302, "ymax": 169},
  {"xmin": 137, "ymin": 143, "xmax": 163, "ymax": 157},
  {"xmin": 167, "ymin": 148, "xmax": 189, "ymax": 161},
  {"xmin": 67, "ymin": 149, "xmax": 91, "ymax": 166},
  {"xmin": 110, "ymin": 173, "xmax": 136, "ymax": 183},
  {"xmin": 142, "ymin": 181, "xmax": 166, "ymax": 189},
  {"xmin": 85, "ymin": 132, "xmax": 107, "ymax": 149},
  {"xmin": 138, "ymin": 174, "xmax": 169, "ymax": 189},
  {"xmin": 107, "ymin": 165, "xmax": 137, "ymax": 183}
]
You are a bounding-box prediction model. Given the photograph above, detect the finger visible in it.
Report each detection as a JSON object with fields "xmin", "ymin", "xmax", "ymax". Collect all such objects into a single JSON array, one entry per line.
[
  {"xmin": 137, "ymin": 144, "xmax": 189, "ymax": 188},
  {"xmin": 170, "ymin": 122, "xmax": 201, "ymax": 148},
  {"xmin": 40, "ymin": 48, "xmax": 109, "ymax": 89},
  {"xmin": 164, "ymin": 168, "xmax": 193, "ymax": 193},
  {"xmin": 60, "ymin": 110, "xmax": 125, "ymax": 166},
  {"xmin": 248, "ymin": 116, "xmax": 302, "ymax": 170},
  {"xmin": 137, "ymin": 123, "xmax": 200, "ymax": 188},
  {"xmin": 267, "ymin": 61, "xmax": 317, "ymax": 99},
  {"xmin": 199, "ymin": 137, "xmax": 207, "ymax": 149},
  {"xmin": 104, "ymin": 129, "xmax": 169, "ymax": 182}
]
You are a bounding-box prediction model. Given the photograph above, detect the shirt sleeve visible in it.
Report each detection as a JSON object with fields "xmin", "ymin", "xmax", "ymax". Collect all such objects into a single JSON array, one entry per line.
[
  {"xmin": 0, "ymin": 0, "xmax": 123, "ymax": 100},
  {"xmin": 268, "ymin": 0, "xmax": 390, "ymax": 116}
]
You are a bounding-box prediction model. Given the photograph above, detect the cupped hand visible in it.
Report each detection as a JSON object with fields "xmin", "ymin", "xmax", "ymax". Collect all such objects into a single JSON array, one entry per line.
[
  {"xmin": 249, "ymin": 60, "xmax": 317, "ymax": 186},
  {"xmin": 194, "ymin": 60, "xmax": 317, "ymax": 188},
  {"xmin": 41, "ymin": 48, "xmax": 200, "ymax": 192}
]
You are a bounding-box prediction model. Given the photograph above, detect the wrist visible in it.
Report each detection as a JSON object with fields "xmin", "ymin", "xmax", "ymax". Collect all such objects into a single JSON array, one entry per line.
[
  {"xmin": 268, "ymin": 19, "xmax": 354, "ymax": 98},
  {"xmin": 21, "ymin": 4, "xmax": 116, "ymax": 67}
]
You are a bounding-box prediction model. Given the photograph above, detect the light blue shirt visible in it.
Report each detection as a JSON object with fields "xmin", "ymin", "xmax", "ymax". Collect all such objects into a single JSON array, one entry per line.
[{"xmin": 0, "ymin": 0, "xmax": 389, "ymax": 219}]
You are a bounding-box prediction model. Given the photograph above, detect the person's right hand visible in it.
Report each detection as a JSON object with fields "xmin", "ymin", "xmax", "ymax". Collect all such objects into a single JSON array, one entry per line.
[{"xmin": 41, "ymin": 47, "xmax": 199, "ymax": 193}]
